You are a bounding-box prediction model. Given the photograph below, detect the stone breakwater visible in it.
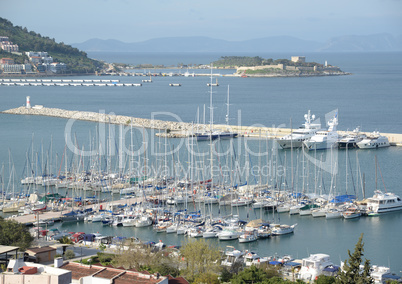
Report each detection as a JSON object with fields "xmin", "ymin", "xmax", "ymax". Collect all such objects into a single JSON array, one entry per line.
[
  {"xmin": 1, "ymin": 106, "xmax": 291, "ymax": 138},
  {"xmin": 3, "ymin": 106, "xmax": 402, "ymax": 145}
]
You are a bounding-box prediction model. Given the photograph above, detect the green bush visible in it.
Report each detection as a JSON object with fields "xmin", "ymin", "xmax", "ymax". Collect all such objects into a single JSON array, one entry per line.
[{"xmin": 65, "ymin": 250, "xmax": 75, "ymax": 260}]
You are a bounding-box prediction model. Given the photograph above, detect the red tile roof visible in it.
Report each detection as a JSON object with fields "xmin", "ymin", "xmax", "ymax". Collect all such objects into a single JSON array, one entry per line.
[
  {"xmin": 60, "ymin": 262, "xmax": 166, "ymax": 283},
  {"xmin": 60, "ymin": 263, "xmax": 103, "ymax": 280}
]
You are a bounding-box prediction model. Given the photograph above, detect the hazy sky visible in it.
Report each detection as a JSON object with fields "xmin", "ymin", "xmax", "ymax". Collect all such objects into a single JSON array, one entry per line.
[{"xmin": 2, "ymin": 0, "xmax": 401, "ymax": 44}]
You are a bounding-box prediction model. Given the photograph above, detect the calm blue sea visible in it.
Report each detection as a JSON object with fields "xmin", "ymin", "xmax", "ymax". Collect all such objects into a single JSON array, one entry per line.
[{"xmin": 0, "ymin": 52, "xmax": 401, "ymax": 271}]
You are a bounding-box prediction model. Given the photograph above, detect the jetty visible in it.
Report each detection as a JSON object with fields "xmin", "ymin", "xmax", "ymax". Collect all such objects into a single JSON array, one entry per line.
[
  {"xmin": 2, "ymin": 106, "xmax": 402, "ymax": 145},
  {"xmin": 8, "ymin": 197, "xmax": 141, "ymax": 226}
]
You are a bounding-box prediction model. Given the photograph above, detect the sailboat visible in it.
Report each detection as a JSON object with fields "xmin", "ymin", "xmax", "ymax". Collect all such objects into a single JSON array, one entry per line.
[{"xmin": 194, "ymin": 66, "xmax": 237, "ymax": 141}]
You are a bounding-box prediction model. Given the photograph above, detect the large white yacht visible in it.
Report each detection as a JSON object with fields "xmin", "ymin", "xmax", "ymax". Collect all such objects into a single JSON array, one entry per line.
[
  {"xmin": 338, "ymin": 127, "xmax": 366, "ymax": 149},
  {"xmin": 298, "ymin": 254, "xmax": 338, "ymax": 282},
  {"xmin": 277, "ymin": 110, "xmax": 321, "ymax": 149},
  {"xmin": 366, "ymin": 190, "xmax": 402, "ymax": 214},
  {"xmin": 356, "ymin": 131, "xmax": 390, "ymax": 149},
  {"xmin": 304, "ymin": 113, "xmax": 339, "ymax": 150}
]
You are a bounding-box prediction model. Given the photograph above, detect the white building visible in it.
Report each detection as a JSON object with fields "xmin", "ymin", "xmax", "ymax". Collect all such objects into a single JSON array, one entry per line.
[
  {"xmin": 291, "ymin": 56, "xmax": 306, "ymax": 63},
  {"xmin": 1, "ymin": 258, "xmax": 72, "ymax": 284}
]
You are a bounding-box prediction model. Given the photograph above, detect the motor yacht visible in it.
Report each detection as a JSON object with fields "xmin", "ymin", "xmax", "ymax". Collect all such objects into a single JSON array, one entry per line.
[
  {"xmin": 366, "ymin": 190, "xmax": 402, "ymax": 214},
  {"xmin": 304, "ymin": 113, "xmax": 338, "ymax": 150},
  {"xmin": 356, "ymin": 132, "xmax": 390, "ymax": 149},
  {"xmin": 338, "ymin": 127, "xmax": 366, "ymax": 149},
  {"xmin": 271, "ymin": 223, "xmax": 297, "ymax": 235},
  {"xmin": 277, "ymin": 110, "xmax": 321, "ymax": 149},
  {"xmin": 298, "ymin": 254, "xmax": 338, "ymax": 282}
]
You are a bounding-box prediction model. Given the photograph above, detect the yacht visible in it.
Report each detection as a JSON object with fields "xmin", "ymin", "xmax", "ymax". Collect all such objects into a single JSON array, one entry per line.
[
  {"xmin": 304, "ymin": 113, "xmax": 339, "ymax": 150},
  {"xmin": 243, "ymin": 251, "xmax": 271, "ymax": 267},
  {"xmin": 338, "ymin": 127, "xmax": 366, "ymax": 149},
  {"xmin": 217, "ymin": 228, "xmax": 241, "ymax": 240},
  {"xmin": 356, "ymin": 132, "xmax": 390, "ymax": 149},
  {"xmin": 194, "ymin": 129, "xmax": 238, "ymax": 141},
  {"xmin": 271, "ymin": 223, "xmax": 297, "ymax": 235},
  {"xmin": 221, "ymin": 246, "xmax": 245, "ymax": 268},
  {"xmin": 277, "ymin": 110, "xmax": 321, "ymax": 149},
  {"xmin": 238, "ymin": 230, "xmax": 258, "ymax": 243},
  {"xmin": 342, "ymin": 205, "xmax": 361, "ymax": 219},
  {"xmin": 325, "ymin": 208, "xmax": 343, "ymax": 219},
  {"xmin": 366, "ymin": 190, "xmax": 402, "ymax": 214},
  {"xmin": 298, "ymin": 253, "xmax": 338, "ymax": 282}
]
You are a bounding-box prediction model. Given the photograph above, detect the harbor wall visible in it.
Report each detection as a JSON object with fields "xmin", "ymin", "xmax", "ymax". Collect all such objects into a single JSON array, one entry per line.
[{"xmin": 3, "ymin": 106, "xmax": 402, "ymax": 145}]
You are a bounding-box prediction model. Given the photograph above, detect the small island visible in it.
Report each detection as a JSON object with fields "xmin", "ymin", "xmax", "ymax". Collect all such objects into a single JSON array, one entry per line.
[{"xmin": 213, "ymin": 56, "xmax": 350, "ymax": 77}]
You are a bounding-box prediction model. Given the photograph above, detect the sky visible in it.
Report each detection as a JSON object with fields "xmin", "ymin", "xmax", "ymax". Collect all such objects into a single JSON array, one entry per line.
[{"xmin": 1, "ymin": 0, "xmax": 401, "ymax": 44}]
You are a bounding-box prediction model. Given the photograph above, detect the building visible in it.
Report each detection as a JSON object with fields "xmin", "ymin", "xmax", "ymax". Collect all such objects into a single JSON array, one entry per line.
[
  {"xmin": 291, "ymin": 56, "xmax": 306, "ymax": 63},
  {"xmin": 1, "ymin": 63, "xmax": 31, "ymax": 74},
  {"xmin": 59, "ymin": 262, "xmax": 188, "ymax": 284},
  {"xmin": 25, "ymin": 51, "xmax": 54, "ymax": 66},
  {"xmin": 25, "ymin": 51, "xmax": 49, "ymax": 58},
  {"xmin": 1, "ymin": 258, "xmax": 72, "ymax": 284},
  {"xmin": 0, "ymin": 36, "xmax": 19, "ymax": 52},
  {"xmin": 0, "ymin": 58, "xmax": 14, "ymax": 65},
  {"xmin": 49, "ymin": 62, "xmax": 67, "ymax": 74},
  {"xmin": 25, "ymin": 246, "xmax": 57, "ymax": 264}
]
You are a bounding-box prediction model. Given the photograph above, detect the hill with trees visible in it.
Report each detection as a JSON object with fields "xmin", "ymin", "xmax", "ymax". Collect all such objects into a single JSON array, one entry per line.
[{"xmin": 0, "ymin": 17, "xmax": 104, "ymax": 74}]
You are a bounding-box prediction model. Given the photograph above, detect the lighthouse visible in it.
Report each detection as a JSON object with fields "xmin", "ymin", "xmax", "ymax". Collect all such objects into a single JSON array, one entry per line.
[{"xmin": 26, "ymin": 96, "xmax": 31, "ymax": 109}]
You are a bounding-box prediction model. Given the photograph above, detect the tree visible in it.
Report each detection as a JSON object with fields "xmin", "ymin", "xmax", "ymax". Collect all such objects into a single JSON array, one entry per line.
[
  {"xmin": 336, "ymin": 233, "xmax": 373, "ymax": 284},
  {"xmin": 180, "ymin": 239, "xmax": 221, "ymax": 282},
  {"xmin": 0, "ymin": 217, "xmax": 33, "ymax": 250},
  {"xmin": 231, "ymin": 265, "xmax": 268, "ymax": 284},
  {"xmin": 192, "ymin": 272, "xmax": 220, "ymax": 284},
  {"xmin": 315, "ymin": 275, "xmax": 336, "ymax": 284},
  {"xmin": 65, "ymin": 249, "xmax": 75, "ymax": 260}
]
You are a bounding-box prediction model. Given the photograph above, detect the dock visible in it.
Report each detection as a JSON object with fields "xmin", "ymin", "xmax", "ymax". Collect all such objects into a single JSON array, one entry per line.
[{"xmin": 8, "ymin": 197, "xmax": 142, "ymax": 226}]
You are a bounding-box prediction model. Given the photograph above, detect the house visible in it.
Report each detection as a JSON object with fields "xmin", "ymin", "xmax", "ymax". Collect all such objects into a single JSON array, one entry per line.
[
  {"xmin": 25, "ymin": 246, "xmax": 56, "ymax": 264},
  {"xmin": 59, "ymin": 262, "xmax": 188, "ymax": 284},
  {"xmin": 1, "ymin": 258, "xmax": 71, "ymax": 284},
  {"xmin": 0, "ymin": 58, "xmax": 14, "ymax": 65}
]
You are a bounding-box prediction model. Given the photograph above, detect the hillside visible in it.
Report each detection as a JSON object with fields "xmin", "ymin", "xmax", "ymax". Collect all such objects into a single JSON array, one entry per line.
[{"xmin": 0, "ymin": 17, "xmax": 104, "ymax": 73}]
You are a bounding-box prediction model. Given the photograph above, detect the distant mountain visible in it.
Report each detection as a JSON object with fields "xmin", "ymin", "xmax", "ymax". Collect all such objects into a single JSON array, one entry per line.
[
  {"xmin": 71, "ymin": 36, "xmax": 322, "ymax": 53},
  {"xmin": 319, "ymin": 33, "xmax": 402, "ymax": 52},
  {"xmin": 71, "ymin": 34, "xmax": 402, "ymax": 53}
]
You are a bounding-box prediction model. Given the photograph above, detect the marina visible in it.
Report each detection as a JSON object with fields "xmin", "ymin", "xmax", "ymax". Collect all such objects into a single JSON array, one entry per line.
[{"xmin": 0, "ymin": 52, "xmax": 402, "ymax": 274}]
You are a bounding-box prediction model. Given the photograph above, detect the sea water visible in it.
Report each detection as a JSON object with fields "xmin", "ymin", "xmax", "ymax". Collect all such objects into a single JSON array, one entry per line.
[{"xmin": 0, "ymin": 52, "xmax": 401, "ymax": 271}]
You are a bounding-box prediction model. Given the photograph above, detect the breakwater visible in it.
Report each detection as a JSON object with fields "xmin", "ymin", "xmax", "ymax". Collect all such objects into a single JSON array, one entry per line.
[{"xmin": 3, "ymin": 106, "xmax": 402, "ymax": 145}]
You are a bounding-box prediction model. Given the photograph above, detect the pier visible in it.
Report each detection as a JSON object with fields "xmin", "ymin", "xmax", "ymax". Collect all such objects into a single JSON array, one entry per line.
[
  {"xmin": 1, "ymin": 106, "xmax": 289, "ymax": 139},
  {"xmin": 2, "ymin": 106, "xmax": 402, "ymax": 145},
  {"xmin": 8, "ymin": 197, "xmax": 141, "ymax": 226}
]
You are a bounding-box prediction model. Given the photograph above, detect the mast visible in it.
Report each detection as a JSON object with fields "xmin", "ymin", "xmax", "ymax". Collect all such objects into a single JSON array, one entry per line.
[{"xmin": 226, "ymin": 85, "xmax": 230, "ymax": 128}]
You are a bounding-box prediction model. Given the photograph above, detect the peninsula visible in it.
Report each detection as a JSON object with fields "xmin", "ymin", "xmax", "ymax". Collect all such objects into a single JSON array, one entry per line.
[{"xmin": 213, "ymin": 56, "xmax": 350, "ymax": 77}]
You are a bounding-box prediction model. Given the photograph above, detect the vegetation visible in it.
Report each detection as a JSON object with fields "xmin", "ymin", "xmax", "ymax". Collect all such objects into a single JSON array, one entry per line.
[
  {"xmin": 58, "ymin": 236, "xmax": 73, "ymax": 245},
  {"xmin": 0, "ymin": 17, "xmax": 104, "ymax": 73},
  {"xmin": 64, "ymin": 249, "xmax": 76, "ymax": 260},
  {"xmin": 336, "ymin": 233, "xmax": 373, "ymax": 284},
  {"xmin": 212, "ymin": 56, "xmax": 323, "ymax": 68},
  {"xmin": 112, "ymin": 240, "xmax": 180, "ymax": 276},
  {"xmin": 180, "ymin": 238, "xmax": 221, "ymax": 282},
  {"xmin": 0, "ymin": 216, "xmax": 33, "ymax": 250}
]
